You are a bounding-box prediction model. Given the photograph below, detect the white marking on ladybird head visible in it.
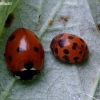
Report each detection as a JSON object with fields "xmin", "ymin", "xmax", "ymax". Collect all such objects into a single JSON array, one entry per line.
[
  {"xmin": 30, "ymin": 67, "xmax": 36, "ymax": 70},
  {"xmin": 21, "ymin": 68, "xmax": 27, "ymax": 71}
]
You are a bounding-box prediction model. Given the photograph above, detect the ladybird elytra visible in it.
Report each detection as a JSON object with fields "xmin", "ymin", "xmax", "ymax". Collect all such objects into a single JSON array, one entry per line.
[{"xmin": 50, "ymin": 33, "xmax": 89, "ymax": 63}]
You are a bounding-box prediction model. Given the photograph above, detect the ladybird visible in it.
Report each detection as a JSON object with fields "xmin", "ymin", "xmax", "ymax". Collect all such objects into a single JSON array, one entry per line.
[
  {"xmin": 50, "ymin": 33, "xmax": 89, "ymax": 63},
  {"xmin": 5, "ymin": 28, "xmax": 44, "ymax": 80}
]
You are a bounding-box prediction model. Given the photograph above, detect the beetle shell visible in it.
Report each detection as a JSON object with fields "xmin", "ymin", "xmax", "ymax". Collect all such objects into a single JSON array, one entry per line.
[
  {"xmin": 5, "ymin": 28, "xmax": 44, "ymax": 80},
  {"xmin": 50, "ymin": 33, "xmax": 89, "ymax": 63}
]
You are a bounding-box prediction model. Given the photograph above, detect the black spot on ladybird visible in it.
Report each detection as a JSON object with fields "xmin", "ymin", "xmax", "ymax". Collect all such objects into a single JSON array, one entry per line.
[
  {"xmin": 81, "ymin": 45, "xmax": 84, "ymax": 48},
  {"xmin": 34, "ymin": 47, "xmax": 39, "ymax": 52},
  {"xmin": 68, "ymin": 35, "xmax": 75, "ymax": 39},
  {"xmin": 9, "ymin": 35, "xmax": 15, "ymax": 41},
  {"xmin": 58, "ymin": 38, "xmax": 66, "ymax": 48},
  {"xmin": 17, "ymin": 47, "xmax": 23, "ymax": 52},
  {"xmin": 79, "ymin": 51, "xmax": 82, "ymax": 54},
  {"xmin": 54, "ymin": 48, "xmax": 58, "ymax": 54},
  {"xmin": 4, "ymin": 13, "xmax": 14, "ymax": 28},
  {"xmin": 73, "ymin": 57, "xmax": 79, "ymax": 62},
  {"xmin": 63, "ymin": 49, "xmax": 69, "ymax": 54},
  {"xmin": 24, "ymin": 62, "xmax": 34, "ymax": 70},
  {"xmin": 63, "ymin": 55, "xmax": 70, "ymax": 62},
  {"xmin": 56, "ymin": 56, "xmax": 60, "ymax": 60},
  {"xmin": 72, "ymin": 43, "xmax": 78, "ymax": 50},
  {"xmin": 8, "ymin": 56, "xmax": 12, "ymax": 61}
]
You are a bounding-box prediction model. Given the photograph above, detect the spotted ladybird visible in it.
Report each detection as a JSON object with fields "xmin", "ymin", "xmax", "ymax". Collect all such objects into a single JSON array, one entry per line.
[
  {"xmin": 50, "ymin": 33, "xmax": 89, "ymax": 63},
  {"xmin": 5, "ymin": 28, "xmax": 44, "ymax": 80}
]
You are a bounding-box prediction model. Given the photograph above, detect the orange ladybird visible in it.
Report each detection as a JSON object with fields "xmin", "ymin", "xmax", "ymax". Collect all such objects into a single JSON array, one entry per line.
[
  {"xmin": 50, "ymin": 33, "xmax": 89, "ymax": 63},
  {"xmin": 5, "ymin": 28, "xmax": 44, "ymax": 80}
]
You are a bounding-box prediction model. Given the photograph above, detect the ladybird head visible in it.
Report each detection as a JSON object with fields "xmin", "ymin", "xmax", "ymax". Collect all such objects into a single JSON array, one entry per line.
[{"xmin": 13, "ymin": 62, "xmax": 40, "ymax": 80}]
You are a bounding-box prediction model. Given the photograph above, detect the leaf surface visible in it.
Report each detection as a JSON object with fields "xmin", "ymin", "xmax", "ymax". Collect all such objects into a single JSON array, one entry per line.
[{"xmin": 0, "ymin": 0, "xmax": 100, "ymax": 100}]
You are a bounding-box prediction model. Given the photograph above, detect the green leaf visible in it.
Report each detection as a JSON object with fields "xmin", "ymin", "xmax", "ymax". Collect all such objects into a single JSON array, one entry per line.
[
  {"xmin": 0, "ymin": 0, "xmax": 20, "ymax": 37},
  {"xmin": 87, "ymin": 0, "xmax": 100, "ymax": 100},
  {"xmin": 0, "ymin": 0, "xmax": 100, "ymax": 100}
]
